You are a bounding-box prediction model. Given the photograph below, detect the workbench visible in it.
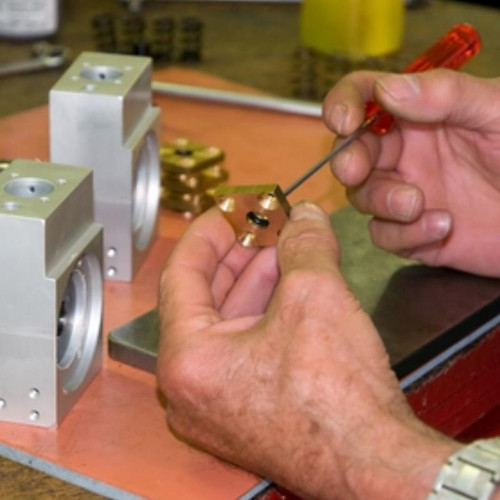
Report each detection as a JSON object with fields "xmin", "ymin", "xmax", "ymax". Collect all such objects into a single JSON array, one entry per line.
[{"xmin": 0, "ymin": 1, "xmax": 499, "ymax": 498}]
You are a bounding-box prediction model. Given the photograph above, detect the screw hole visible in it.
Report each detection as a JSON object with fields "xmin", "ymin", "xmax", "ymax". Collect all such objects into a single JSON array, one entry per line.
[
  {"xmin": 29, "ymin": 410, "xmax": 40, "ymax": 421},
  {"xmin": 29, "ymin": 388, "xmax": 40, "ymax": 399},
  {"xmin": 247, "ymin": 211, "xmax": 270, "ymax": 228}
]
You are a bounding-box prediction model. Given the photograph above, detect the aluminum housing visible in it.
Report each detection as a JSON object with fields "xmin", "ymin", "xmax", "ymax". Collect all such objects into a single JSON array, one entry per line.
[
  {"xmin": 49, "ymin": 51, "xmax": 161, "ymax": 281},
  {"xmin": 0, "ymin": 160, "xmax": 103, "ymax": 427}
]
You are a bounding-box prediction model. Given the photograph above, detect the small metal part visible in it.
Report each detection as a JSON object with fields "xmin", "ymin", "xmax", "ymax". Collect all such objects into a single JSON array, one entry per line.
[
  {"xmin": 161, "ymin": 188, "xmax": 214, "ymax": 216},
  {"xmin": 201, "ymin": 164, "xmax": 229, "ymax": 186},
  {"xmin": 161, "ymin": 138, "xmax": 227, "ymax": 217},
  {"xmin": 162, "ymin": 164, "xmax": 228, "ymax": 193},
  {"xmin": 161, "ymin": 138, "xmax": 224, "ymax": 174},
  {"xmin": 214, "ymin": 184, "xmax": 290, "ymax": 247}
]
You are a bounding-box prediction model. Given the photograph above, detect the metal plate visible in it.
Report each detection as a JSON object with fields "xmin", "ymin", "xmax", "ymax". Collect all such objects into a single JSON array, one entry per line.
[{"xmin": 108, "ymin": 206, "xmax": 500, "ymax": 384}]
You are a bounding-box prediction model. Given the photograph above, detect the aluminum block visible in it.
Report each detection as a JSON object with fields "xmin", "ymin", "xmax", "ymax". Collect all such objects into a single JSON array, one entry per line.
[
  {"xmin": 50, "ymin": 51, "xmax": 161, "ymax": 282},
  {"xmin": 0, "ymin": 160, "xmax": 103, "ymax": 427}
]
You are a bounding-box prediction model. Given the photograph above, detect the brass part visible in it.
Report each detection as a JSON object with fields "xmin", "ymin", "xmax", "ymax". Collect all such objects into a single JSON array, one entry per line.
[
  {"xmin": 201, "ymin": 165, "xmax": 229, "ymax": 186},
  {"xmin": 162, "ymin": 165, "xmax": 228, "ymax": 194},
  {"xmin": 162, "ymin": 171, "xmax": 204, "ymax": 192},
  {"xmin": 160, "ymin": 138, "xmax": 228, "ymax": 217},
  {"xmin": 213, "ymin": 184, "xmax": 290, "ymax": 247},
  {"xmin": 160, "ymin": 138, "xmax": 225, "ymax": 174},
  {"xmin": 161, "ymin": 188, "xmax": 215, "ymax": 215}
]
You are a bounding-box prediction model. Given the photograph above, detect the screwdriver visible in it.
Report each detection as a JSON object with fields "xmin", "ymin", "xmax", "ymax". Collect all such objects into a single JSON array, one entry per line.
[{"xmin": 283, "ymin": 23, "xmax": 481, "ymax": 196}]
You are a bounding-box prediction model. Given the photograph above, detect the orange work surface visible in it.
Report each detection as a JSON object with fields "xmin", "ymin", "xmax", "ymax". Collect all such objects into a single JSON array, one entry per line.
[{"xmin": 0, "ymin": 68, "xmax": 346, "ymax": 499}]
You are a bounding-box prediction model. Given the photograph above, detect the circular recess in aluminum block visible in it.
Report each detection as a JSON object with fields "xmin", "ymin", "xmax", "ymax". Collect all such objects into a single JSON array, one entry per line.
[
  {"xmin": 57, "ymin": 254, "xmax": 103, "ymax": 393},
  {"xmin": 133, "ymin": 131, "xmax": 160, "ymax": 251},
  {"xmin": 80, "ymin": 65, "xmax": 124, "ymax": 82},
  {"xmin": 4, "ymin": 177, "xmax": 54, "ymax": 198}
]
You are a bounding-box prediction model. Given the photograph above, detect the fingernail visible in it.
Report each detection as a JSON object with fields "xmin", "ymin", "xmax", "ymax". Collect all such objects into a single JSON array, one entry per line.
[
  {"xmin": 290, "ymin": 202, "xmax": 329, "ymax": 222},
  {"xmin": 329, "ymin": 103, "xmax": 348, "ymax": 135},
  {"xmin": 377, "ymin": 74, "xmax": 420, "ymax": 102},
  {"xmin": 387, "ymin": 186, "xmax": 420, "ymax": 220},
  {"xmin": 424, "ymin": 211, "xmax": 452, "ymax": 240}
]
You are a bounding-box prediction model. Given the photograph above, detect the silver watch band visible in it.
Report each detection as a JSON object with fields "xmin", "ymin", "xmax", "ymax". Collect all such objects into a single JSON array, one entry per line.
[{"xmin": 428, "ymin": 438, "xmax": 500, "ymax": 500}]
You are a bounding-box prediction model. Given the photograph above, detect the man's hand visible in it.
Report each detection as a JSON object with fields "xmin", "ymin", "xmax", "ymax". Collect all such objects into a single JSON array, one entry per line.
[
  {"xmin": 157, "ymin": 203, "xmax": 459, "ymax": 500},
  {"xmin": 323, "ymin": 70, "xmax": 500, "ymax": 277}
]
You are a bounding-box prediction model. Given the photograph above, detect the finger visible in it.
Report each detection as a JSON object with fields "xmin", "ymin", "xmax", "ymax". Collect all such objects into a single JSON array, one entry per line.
[
  {"xmin": 330, "ymin": 138, "xmax": 373, "ymax": 187},
  {"xmin": 323, "ymin": 70, "xmax": 387, "ymax": 136},
  {"xmin": 374, "ymin": 70, "xmax": 500, "ymax": 131},
  {"xmin": 368, "ymin": 209, "xmax": 453, "ymax": 255},
  {"xmin": 210, "ymin": 243, "xmax": 259, "ymax": 309},
  {"xmin": 330, "ymin": 130, "xmax": 402, "ymax": 187},
  {"xmin": 159, "ymin": 208, "xmax": 255, "ymax": 330},
  {"xmin": 347, "ymin": 172, "xmax": 424, "ymax": 222},
  {"xmin": 220, "ymin": 247, "xmax": 279, "ymax": 319}
]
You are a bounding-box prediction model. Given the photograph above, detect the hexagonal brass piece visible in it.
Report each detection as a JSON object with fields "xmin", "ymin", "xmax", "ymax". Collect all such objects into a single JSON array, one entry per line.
[{"xmin": 213, "ymin": 184, "xmax": 290, "ymax": 247}]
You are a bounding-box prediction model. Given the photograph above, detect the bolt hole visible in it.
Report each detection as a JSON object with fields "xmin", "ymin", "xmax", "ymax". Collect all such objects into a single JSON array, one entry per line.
[
  {"xmin": 29, "ymin": 410, "xmax": 40, "ymax": 421},
  {"xmin": 4, "ymin": 178, "xmax": 54, "ymax": 198},
  {"xmin": 29, "ymin": 388, "xmax": 40, "ymax": 399},
  {"xmin": 107, "ymin": 267, "xmax": 117, "ymax": 277},
  {"xmin": 247, "ymin": 211, "xmax": 270, "ymax": 228}
]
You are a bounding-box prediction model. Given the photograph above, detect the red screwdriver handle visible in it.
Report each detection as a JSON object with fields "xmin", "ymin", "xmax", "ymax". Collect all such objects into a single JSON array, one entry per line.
[{"xmin": 365, "ymin": 23, "xmax": 481, "ymax": 135}]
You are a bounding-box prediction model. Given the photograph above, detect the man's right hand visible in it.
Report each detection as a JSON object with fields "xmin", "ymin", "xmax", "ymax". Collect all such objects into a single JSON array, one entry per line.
[{"xmin": 322, "ymin": 69, "xmax": 500, "ymax": 277}]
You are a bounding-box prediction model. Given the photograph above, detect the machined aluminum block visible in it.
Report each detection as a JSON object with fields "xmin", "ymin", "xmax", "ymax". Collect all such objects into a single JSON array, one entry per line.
[
  {"xmin": 50, "ymin": 51, "xmax": 161, "ymax": 282},
  {"xmin": 0, "ymin": 160, "xmax": 103, "ymax": 427}
]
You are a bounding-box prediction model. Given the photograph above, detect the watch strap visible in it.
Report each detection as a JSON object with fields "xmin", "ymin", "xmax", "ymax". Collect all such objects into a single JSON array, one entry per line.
[{"xmin": 428, "ymin": 438, "xmax": 500, "ymax": 500}]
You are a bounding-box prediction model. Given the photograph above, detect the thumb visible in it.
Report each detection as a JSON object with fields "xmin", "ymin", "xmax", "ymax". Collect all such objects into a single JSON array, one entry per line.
[
  {"xmin": 374, "ymin": 69, "xmax": 500, "ymax": 131},
  {"xmin": 277, "ymin": 202, "xmax": 343, "ymax": 280}
]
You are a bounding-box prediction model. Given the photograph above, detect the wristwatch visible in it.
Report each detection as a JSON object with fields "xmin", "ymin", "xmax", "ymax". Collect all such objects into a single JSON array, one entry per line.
[{"xmin": 428, "ymin": 438, "xmax": 500, "ymax": 500}]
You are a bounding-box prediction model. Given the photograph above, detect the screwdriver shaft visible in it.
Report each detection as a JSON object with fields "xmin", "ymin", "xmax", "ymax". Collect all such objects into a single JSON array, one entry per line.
[{"xmin": 283, "ymin": 119, "xmax": 373, "ymax": 196}]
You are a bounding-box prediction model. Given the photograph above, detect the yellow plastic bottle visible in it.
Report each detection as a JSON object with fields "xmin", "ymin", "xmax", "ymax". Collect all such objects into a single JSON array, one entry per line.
[{"xmin": 300, "ymin": 0, "xmax": 404, "ymax": 59}]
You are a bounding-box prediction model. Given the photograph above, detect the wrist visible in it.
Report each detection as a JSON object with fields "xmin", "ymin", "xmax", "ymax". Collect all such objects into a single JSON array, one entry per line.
[{"xmin": 342, "ymin": 414, "xmax": 461, "ymax": 500}]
